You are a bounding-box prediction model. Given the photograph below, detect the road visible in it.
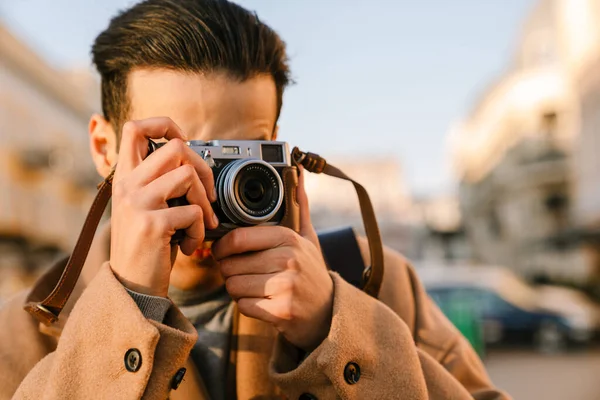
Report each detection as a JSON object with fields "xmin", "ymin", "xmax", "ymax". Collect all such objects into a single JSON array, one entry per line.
[{"xmin": 485, "ymin": 348, "xmax": 600, "ymax": 400}]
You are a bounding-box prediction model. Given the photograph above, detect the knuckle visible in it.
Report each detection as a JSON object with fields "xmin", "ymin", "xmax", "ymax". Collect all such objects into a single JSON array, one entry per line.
[
  {"xmin": 169, "ymin": 138, "xmax": 186, "ymax": 154},
  {"xmin": 192, "ymin": 204, "xmax": 204, "ymax": 219},
  {"xmin": 285, "ymin": 230, "xmax": 301, "ymax": 246},
  {"xmin": 115, "ymin": 189, "xmax": 140, "ymax": 213},
  {"xmin": 237, "ymin": 298, "xmax": 253, "ymax": 316},
  {"xmin": 119, "ymin": 194, "xmax": 135, "ymax": 211},
  {"xmin": 284, "ymin": 249, "xmax": 300, "ymax": 271},
  {"xmin": 121, "ymin": 121, "xmax": 139, "ymax": 137},
  {"xmin": 230, "ymin": 229, "xmax": 246, "ymax": 249},
  {"xmin": 219, "ymin": 259, "xmax": 231, "ymax": 277},
  {"xmin": 159, "ymin": 116, "xmax": 174, "ymax": 125},
  {"xmin": 182, "ymin": 163, "xmax": 196, "ymax": 179},
  {"xmin": 112, "ymin": 180, "xmax": 127, "ymax": 200},
  {"xmin": 138, "ymin": 214, "xmax": 159, "ymax": 235},
  {"xmin": 225, "ymin": 277, "xmax": 241, "ymax": 297},
  {"xmin": 285, "ymin": 257, "xmax": 300, "ymax": 272}
]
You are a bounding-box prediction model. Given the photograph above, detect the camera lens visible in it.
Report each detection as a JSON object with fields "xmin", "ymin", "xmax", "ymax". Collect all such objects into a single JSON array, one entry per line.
[
  {"xmin": 243, "ymin": 179, "xmax": 265, "ymax": 203},
  {"xmin": 216, "ymin": 159, "xmax": 283, "ymax": 225},
  {"xmin": 238, "ymin": 172, "xmax": 272, "ymax": 212},
  {"xmin": 244, "ymin": 179, "xmax": 264, "ymax": 201}
]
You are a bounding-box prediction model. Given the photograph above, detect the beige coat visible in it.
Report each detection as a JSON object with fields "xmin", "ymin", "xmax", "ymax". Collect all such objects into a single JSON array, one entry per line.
[{"xmin": 0, "ymin": 224, "xmax": 510, "ymax": 399}]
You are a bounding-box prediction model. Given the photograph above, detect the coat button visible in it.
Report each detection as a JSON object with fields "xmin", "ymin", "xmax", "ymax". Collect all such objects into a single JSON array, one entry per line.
[
  {"xmin": 344, "ymin": 362, "xmax": 361, "ymax": 384},
  {"xmin": 124, "ymin": 348, "xmax": 142, "ymax": 372},
  {"xmin": 171, "ymin": 367, "xmax": 187, "ymax": 390},
  {"xmin": 299, "ymin": 394, "xmax": 317, "ymax": 400}
]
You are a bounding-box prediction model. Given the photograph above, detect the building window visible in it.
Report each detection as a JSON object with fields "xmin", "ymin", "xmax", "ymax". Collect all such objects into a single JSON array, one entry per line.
[{"xmin": 544, "ymin": 192, "xmax": 568, "ymax": 212}]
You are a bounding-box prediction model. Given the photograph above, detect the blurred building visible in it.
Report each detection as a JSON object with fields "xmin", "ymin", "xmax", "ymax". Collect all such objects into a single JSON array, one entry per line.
[
  {"xmin": 450, "ymin": 0, "xmax": 600, "ymax": 286},
  {"xmin": 417, "ymin": 195, "xmax": 471, "ymax": 264},
  {"xmin": 0, "ymin": 23, "xmax": 100, "ymax": 296},
  {"xmin": 573, "ymin": 1, "xmax": 600, "ymax": 290},
  {"xmin": 304, "ymin": 157, "xmax": 469, "ymax": 262},
  {"xmin": 305, "ymin": 156, "xmax": 411, "ymax": 223}
]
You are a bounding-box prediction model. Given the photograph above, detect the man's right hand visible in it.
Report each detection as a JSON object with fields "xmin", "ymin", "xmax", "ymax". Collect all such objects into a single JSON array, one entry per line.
[{"xmin": 109, "ymin": 117, "xmax": 219, "ymax": 297}]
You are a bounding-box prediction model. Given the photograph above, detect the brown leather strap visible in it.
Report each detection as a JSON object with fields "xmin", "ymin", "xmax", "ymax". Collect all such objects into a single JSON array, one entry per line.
[
  {"xmin": 24, "ymin": 170, "xmax": 115, "ymax": 325},
  {"xmin": 291, "ymin": 147, "xmax": 384, "ymax": 298}
]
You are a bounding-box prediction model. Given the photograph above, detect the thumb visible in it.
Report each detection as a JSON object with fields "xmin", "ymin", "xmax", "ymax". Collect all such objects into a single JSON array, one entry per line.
[{"xmin": 296, "ymin": 166, "xmax": 319, "ymax": 248}]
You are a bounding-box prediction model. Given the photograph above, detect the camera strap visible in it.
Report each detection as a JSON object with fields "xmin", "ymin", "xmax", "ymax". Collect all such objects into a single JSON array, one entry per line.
[
  {"xmin": 291, "ymin": 148, "xmax": 384, "ymax": 299},
  {"xmin": 25, "ymin": 149, "xmax": 384, "ymax": 325},
  {"xmin": 24, "ymin": 170, "xmax": 116, "ymax": 324}
]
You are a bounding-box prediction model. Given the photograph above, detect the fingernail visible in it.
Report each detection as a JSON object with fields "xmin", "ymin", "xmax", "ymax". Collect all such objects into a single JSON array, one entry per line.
[
  {"xmin": 213, "ymin": 213, "xmax": 219, "ymax": 226},
  {"xmin": 212, "ymin": 188, "xmax": 217, "ymax": 202}
]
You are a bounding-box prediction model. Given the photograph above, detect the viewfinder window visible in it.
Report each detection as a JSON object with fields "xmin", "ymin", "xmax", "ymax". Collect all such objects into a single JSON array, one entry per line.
[{"xmin": 261, "ymin": 144, "xmax": 283, "ymax": 163}]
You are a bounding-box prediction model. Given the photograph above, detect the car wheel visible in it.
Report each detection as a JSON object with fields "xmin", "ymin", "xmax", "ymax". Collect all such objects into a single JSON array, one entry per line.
[{"xmin": 535, "ymin": 320, "xmax": 565, "ymax": 353}]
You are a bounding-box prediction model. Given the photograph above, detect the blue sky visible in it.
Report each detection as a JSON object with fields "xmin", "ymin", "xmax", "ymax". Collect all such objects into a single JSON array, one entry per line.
[{"xmin": 0, "ymin": 0, "xmax": 535, "ymax": 196}]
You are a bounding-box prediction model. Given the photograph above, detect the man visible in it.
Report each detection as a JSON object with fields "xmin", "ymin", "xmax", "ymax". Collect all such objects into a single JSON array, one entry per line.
[{"xmin": 0, "ymin": 0, "xmax": 509, "ymax": 399}]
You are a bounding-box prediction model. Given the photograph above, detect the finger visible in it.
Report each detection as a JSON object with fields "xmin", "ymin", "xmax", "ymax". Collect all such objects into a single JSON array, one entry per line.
[
  {"xmin": 296, "ymin": 166, "xmax": 319, "ymax": 247},
  {"xmin": 237, "ymin": 297, "xmax": 287, "ymax": 324},
  {"xmin": 219, "ymin": 248, "xmax": 286, "ymax": 278},
  {"xmin": 132, "ymin": 138, "xmax": 216, "ymax": 201},
  {"xmin": 155, "ymin": 204, "xmax": 205, "ymax": 255},
  {"xmin": 212, "ymin": 226, "xmax": 298, "ymax": 260},
  {"xmin": 225, "ymin": 272, "xmax": 285, "ymax": 300},
  {"xmin": 140, "ymin": 164, "xmax": 218, "ymax": 228},
  {"xmin": 116, "ymin": 117, "xmax": 187, "ymax": 178}
]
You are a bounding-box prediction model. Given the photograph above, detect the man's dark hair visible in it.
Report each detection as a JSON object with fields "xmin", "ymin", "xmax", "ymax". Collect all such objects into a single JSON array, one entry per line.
[{"xmin": 91, "ymin": 0, "xmax": 291, "ymax": 136}]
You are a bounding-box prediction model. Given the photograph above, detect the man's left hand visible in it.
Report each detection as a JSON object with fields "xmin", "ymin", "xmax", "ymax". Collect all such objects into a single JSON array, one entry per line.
[{"xmin": 212, "ymin": 167, "xmax": 333, "ymax": 352}]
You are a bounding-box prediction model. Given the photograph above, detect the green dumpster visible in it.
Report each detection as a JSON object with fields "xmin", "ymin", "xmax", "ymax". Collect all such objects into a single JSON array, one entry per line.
[{"xmin": 429, "ymin": 290, "xmax": 486, "ymax": 358}]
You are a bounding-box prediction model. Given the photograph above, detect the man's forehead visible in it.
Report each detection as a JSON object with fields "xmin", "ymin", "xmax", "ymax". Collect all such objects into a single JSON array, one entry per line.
[{"xmin": 126, "ymin": 68, "xmax": 278, "ymax": 141}]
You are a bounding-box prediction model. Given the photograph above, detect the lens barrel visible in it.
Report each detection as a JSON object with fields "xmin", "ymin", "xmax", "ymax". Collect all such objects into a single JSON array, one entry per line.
[{"xmin": 216, "ymin": 159, "xmax": 283, "ymax": 225}]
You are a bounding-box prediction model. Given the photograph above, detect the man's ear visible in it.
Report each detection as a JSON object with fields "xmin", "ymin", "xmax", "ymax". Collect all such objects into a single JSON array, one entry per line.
[
  {"xmin": 89, "ymin": 114, "xmax": 118, "ymax": 178},
  {"xmin": 272, "ymin": 124, "xmax": 279, "ymax": 141}
]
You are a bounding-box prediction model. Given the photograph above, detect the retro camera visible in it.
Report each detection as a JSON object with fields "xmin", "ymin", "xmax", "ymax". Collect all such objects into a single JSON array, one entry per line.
[{"xmin": 147, "ymin": 139, "xmax": 297, "ymax": 241}]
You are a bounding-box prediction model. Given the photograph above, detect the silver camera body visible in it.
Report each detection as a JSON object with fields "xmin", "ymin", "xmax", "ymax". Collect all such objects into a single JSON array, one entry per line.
[{"xmin": 148, "ymin": 139, "xmax": 293, "ymax": 240}]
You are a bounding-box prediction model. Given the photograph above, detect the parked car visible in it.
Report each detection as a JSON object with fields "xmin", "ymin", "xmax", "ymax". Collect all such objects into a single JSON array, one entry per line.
[
  {"xmin": 416, "ymin": 265, "xmax": 599, "ymax": 352},
  {"xmin": 535, "ymin": 284, "xmax": 600, "ymax": 342}
]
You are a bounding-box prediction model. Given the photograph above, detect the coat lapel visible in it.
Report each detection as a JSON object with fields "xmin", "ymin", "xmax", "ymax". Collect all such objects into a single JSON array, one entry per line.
[{"xmin": 169, "ymin": 357, "xmax": 210, "ymax": 400}]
